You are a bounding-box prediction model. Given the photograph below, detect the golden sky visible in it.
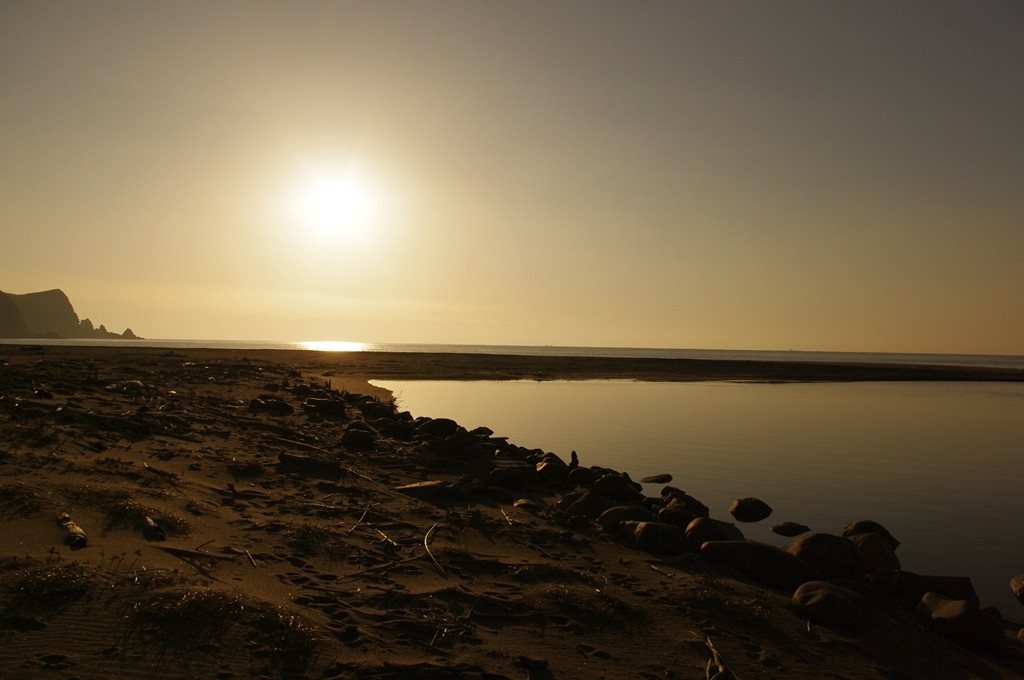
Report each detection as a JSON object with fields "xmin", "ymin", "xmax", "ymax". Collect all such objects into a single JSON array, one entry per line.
[{"xmin": 2, "ymin": 2, "xmax": 1022, "ymax": 353}]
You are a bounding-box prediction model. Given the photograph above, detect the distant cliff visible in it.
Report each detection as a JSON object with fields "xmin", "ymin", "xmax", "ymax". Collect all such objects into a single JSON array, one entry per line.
[{"xmin": 0, "ymin": 289, "xmax": 139, "ymax": 340}]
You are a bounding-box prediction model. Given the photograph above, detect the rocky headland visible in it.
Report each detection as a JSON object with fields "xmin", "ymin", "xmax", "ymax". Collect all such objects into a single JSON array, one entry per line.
[
  {"xmin": 0, "ymin": 289, "xmax": 138, "ymax": 340},
  {"xmin": 1, "ymin": 346, "xmax": 1023, "ymax": 680}
]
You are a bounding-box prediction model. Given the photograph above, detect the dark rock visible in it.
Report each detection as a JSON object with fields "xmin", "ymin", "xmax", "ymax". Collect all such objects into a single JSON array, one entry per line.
[
  {"xmin": 536, "ymin": 461, "xmax": 568, "ymax": 487},
  {"xmin": 848, "ymin": 532, "xmax": 900, "ymax": 572},
  {"xmin": 658, "ymin": 507, "xmax": 697, "ymax": 527},
  {"xmin": 593, "ymin": 473, "xmax": 643, "ymax": 504},
  {"xmin": 415, "ymin": 418, "xmax": 460, "ymax": 438},
  {"xmin": 567, "ymin": 467, "xmax": 597, "ymax": 488},
  {"xmin": 1011, "ymin": 575, "xmax": 1024, "ymax": 606},
  {"xmin": 787, "ymin": 533, "xmax": 859, "ymax": 580},
  {"xmin": 770, "ymin": 522, "xmax": 810, "ymax": 537},
  {"xmin": 871, "ymin": 570, "xmax": 980, "ymax": 608},
  {"xmin": 487, "ymin": 464, "xmax": 536, "ymax": 489},
  {"xmin": 540, "ymin": 452, "xmax": 567, "ymax": 467},
  {"xmin": 664, "ymin": 491, "xmax": 709, "ymax": 519},
  {"xmin": 639, "ymin": 473, "xmax": 672, "ymax": 484},
  {"xmin": 556, "ymin": 490, "xmax": 587, "ymax": 511},
  {"xmin": 729, "ymin": 498, "xmax": 773, "ymax": 523},
  {"xmin": 596, "ymin": 505, "xmax": 655, "ymax": 531},
  {"xmin": 917, "ymin": 592, "xmax": 1007, "ymax": 655},
  {"xmin": 569, "ymin": 450, "xmax": 579, "ymax": 469},
  {"xmin": 685, "ymin": 517, "xmax": 743, "ymax": 548},
  {"xmin": 437, "ymin": 430, "xmax": 480, "ymax": 456},
  {"xmin": 564, "ymin": 491, "xmax": 614, "ymax": 520},
  {"xmin": 982, "ymin": 606, "xmax": 1001, "ymax": 620},
  {"xmin": 630, "ymin": 521, "xmax": 691, "ymax": 556},
  {"xmin": 842, "ymin": 520, "xmax": 900, "ymax": 550},
  {"xmin": 701, "ymin": 540, "xmax": 822, "ymax": 592},
  {"xmin": 792, "ymin": 581, "xmax": 867, "ymax": 628},
  {"xmin": 660, "ymin": 485, "xmax": 683, "ymax": 497},
  {"xmin": 303, "ymin": 398, "xmax": 347, "ymax": 419},
  {"xmin": 622, "ymin": 472, "xmax": 643, "ymax": 492},
  {"xmin": 469, "ymin": 426, "xmax": 493, "ymax": 436},
  {"xmin": 341, "ymin": 428, "xmax": 376, "ymax": 450}
]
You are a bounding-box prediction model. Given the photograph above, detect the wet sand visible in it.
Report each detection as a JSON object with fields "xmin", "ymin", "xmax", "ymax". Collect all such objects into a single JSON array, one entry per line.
[{"xmin": 1, "ymin": 346, "xmax": 1023, "ymax": 679}]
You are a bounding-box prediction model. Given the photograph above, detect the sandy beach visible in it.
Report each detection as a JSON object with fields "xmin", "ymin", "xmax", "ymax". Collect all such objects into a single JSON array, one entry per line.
[{"xmin": 2, "ymin": 346, "xmax": 1023, "ymax": 680}]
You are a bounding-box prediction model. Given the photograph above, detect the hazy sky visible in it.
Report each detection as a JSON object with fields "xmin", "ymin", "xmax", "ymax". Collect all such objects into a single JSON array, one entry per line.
[{"xmin": 2, "ymin": 2, "xmax": 1022, "ymax": 353}]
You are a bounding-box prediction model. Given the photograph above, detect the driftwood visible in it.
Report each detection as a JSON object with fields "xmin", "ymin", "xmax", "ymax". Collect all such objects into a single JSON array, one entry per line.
[
  {"xmin": 424, "ymin": 523, "xmax": 447, "ymax": 577},
  {"xmin": 152, "ymin": 545, "xmax": 240, "ymax": 562}
]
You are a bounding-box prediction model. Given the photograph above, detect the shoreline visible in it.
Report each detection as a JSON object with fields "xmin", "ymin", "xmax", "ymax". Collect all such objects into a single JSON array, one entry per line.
[
  {"xmin": 5, "ymin": 345, "xmax": 1024, "ymax": 383},
  {"xmin": 1, "ymin": 347, "xmax": 1023, "ymax": 679}
]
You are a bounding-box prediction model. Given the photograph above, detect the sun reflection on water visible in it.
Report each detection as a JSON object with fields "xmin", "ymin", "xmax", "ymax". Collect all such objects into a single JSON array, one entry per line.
[{"xmin": 299, "ymin": 341, "xmax": 367, "ymax": 352}]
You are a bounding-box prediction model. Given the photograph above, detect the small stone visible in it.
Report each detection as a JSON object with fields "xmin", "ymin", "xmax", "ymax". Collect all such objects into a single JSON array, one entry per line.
[
  {"xmin": 729, "ymin": 498, "xmax": 773, "ymax": 523},
  {"xmin": 770, "ymin": 522, "xmax": 810, "ymax": 537},
  {"xmin": 639, "ymin": 474, "xmax": 672, "ymax": 484}
]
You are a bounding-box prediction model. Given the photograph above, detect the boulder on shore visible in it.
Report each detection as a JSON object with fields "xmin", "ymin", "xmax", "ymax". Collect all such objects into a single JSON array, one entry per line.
[
  {"xmin": 596, "ymin": 505, "xmax": 655, "ymax": 531},
  {"xmin": 628, "ymin": 521, "xmax": 691, "ymax": 556},
  {"xmin": 842, "ymin": 520, "xmax": 900, "ymax": 550},
  {"xmin": 871, "ymin": 570, "xmax": 979, "ymax": 609},
  {"xmin": 686, "ymin": 517, "xmax": 743, "ymax": 549},
  {"xmin": 917, "ymin": 592, "xmax": 1007, "ymax": 656},
  {"xmin": 787, "ymin": 533, "xmax": 860, "ymax": 580},
  {"xmin": 593, "ymin": 473, "xmax": 643, "ymax": 504},
  {"xmin": 792, "ymin": 581, "xmax": 867, "ymax": 628},
  {"xmin": 848, "ymin": 532, "xmax": 900, "ymax": 573},
  {"xmin": 729, "ymin": 497, "xmax": 773, "ymax": 523},
  {"xmin": 701, "ymin": 540, "xmax": 822, "ymax": 593}
]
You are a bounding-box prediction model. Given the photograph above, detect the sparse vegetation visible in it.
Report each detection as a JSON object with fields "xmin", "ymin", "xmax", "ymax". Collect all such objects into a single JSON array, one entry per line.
[
  {"xmin": 247, "ymin": 605, "xmax": 320, "ymax": 677},
  {"xmin": 0, "ymin": 483, "xmax": 44, "ymax": 518},
  {"xmin": 5, "ymin": 555, "xmax": 100, "ymax": 612},
  {"xmin": 123, "ymin": 588, "xmax": 245, "ymax": 653}
]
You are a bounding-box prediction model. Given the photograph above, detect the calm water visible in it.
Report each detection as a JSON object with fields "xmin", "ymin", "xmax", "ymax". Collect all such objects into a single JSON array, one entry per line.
[
  {"xmin": 373, "ymin": 379, "xmax": 1024, "ymax": 617},
  {"xmin": 3, "ymin": 338, "xmax": 1024, "ymax": 370}
]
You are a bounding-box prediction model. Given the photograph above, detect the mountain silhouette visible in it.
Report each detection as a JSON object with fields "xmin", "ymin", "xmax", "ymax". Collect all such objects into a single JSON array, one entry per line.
[{"xmin": 0, "ymin": 288, "xmax": 139, "ymax": 339}]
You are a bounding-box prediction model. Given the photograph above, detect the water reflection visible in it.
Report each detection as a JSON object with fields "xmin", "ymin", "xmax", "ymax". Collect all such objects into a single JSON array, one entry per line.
[
  {"xmin": 298, "ymin": 341, "xmax": 366, "ymax": 352},
  {"xmin": 373, "ymin": 379, "xmax": 1024, "ymax": 616}
]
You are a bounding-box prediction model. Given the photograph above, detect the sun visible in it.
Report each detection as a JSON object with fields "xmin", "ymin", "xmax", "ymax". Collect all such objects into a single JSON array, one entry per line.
[{"xmin": 295, "ymin": 175, "xmax": 376, "ymax": 238}]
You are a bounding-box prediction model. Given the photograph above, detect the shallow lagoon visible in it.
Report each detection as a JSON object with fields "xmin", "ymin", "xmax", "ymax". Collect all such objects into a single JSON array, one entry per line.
[{"xmin": 374, "ymin": 379, "xmax": 1024, "ymax": 617}]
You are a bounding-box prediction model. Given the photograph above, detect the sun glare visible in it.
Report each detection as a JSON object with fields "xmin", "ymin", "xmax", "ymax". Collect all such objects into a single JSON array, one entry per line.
[
  {"xmin": 295, "ymin": 175, "xmax": 377, "ymax": 238},
  {"xmin": 301, "ymin": 341, "xmax": 367, "ymax": 352}
]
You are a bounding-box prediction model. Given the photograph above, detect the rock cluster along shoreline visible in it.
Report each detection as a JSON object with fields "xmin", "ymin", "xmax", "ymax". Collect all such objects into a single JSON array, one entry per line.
[{"xmin": 1, "ymin": 346, "xmax": 1023, "ymax": 679}]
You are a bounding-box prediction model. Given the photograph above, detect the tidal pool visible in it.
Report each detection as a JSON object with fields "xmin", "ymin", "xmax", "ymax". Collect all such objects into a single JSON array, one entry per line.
[{"xmin": 373, "ymin": 379, "xmax": 1024, "ymax": 617}]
